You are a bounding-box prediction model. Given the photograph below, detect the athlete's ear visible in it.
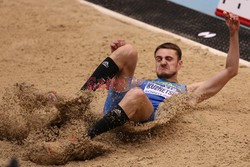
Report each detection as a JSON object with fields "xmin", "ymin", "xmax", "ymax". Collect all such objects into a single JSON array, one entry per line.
[{"xmin": 177, "ymin": 60, "xmax": 183, "ymax": 70}]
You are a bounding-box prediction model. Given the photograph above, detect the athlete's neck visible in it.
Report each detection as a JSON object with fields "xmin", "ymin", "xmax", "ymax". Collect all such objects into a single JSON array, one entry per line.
[{"xmin": 160, "ymin": 77, "xmax": 178, "ymax": 83}]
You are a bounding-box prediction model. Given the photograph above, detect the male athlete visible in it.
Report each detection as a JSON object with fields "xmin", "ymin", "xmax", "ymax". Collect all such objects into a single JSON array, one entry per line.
[
  {"xmin": 29, "ymin": 12, "xmax": 240, "ymax": 165},
  {"xmin": 80, "ymin": 12, "xmax": 240, "ymax": 139}
]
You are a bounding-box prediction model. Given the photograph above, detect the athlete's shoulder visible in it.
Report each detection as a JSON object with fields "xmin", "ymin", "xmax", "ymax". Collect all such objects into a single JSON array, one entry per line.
[{"xmin": 177, "ymin": 83, "xmax": 187, "ymax": 93}]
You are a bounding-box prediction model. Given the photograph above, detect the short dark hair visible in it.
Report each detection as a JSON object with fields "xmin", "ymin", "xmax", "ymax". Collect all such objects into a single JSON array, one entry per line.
[{"xmin": 154, "ymin": 42, "xmax": 182, "ymax": 60}]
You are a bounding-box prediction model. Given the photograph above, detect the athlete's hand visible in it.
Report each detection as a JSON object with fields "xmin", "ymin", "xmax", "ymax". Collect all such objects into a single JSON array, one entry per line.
[
  {"xmin": 110, "ymin": 39, "xmax": 126, "ymax": 53},
  {"xmin": 223, "ymin": 11, "xmax": 240, "ymax": 35}
]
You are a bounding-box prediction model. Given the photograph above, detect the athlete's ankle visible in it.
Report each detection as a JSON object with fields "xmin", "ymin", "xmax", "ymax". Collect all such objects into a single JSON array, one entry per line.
[{"xmin": 87, "ymin": 105, "xmax": 129, "ymax": 139}]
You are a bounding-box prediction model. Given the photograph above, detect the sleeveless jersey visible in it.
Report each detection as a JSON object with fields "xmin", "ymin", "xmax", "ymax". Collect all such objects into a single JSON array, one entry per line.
[{"xmin": 138, "ymin": 78, "xmax": 186, "ymax": 111}]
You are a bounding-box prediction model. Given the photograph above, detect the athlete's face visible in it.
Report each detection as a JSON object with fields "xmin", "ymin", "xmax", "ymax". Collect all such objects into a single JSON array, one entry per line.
[{"xmin": 155, "ymin": 48, "xmax": 182, "ymax": 79}]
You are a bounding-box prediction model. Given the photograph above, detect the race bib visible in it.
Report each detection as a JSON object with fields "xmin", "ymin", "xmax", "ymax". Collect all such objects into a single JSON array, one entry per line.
[{"xmin": 144, "ymin": 82, "xmax": 178, "ymax": 98}]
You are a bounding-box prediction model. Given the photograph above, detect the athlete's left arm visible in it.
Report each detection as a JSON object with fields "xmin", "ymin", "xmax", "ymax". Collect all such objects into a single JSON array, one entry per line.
[{"xmin": 186, "ymin": 12, "xmax": 240, "ymax": 103}]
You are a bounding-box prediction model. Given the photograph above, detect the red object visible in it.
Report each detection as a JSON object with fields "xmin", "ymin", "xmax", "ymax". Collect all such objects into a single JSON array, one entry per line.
[{"xmin": 216, "ymin": 8, "xmax": 250, "ymax": 26}]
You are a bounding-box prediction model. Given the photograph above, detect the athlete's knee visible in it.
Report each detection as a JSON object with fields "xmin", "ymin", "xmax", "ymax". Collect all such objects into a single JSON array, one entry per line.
[
  {"xmin": 120, "ymin": 88, "xmax": 146, "ymax": 108},
  {"xmin": 111, "ymin": 44, "xmax": 137, "ymax": 65},
  {"xmin": 120, "ymin": 88, "xmax": 152, "ymax": 122},
  {"xmin": 126, "ymin": 88, "xmax": 145, "ymax": 101},
  {"xmin": 122, "ymin": 44, "xmax": 137, "ymax": 60},
  {"xmin": 125, "ymin": 88, "xmax": 148, "ymax": 121}
]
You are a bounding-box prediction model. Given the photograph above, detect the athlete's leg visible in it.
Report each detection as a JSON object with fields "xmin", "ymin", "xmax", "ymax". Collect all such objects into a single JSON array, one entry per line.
[
  {"xmin": 81, "ymin": 43, "xmax": 137, "ymax": 91},
  {"xmin": 102, "ymin": 43, "xmax": 138, "ymax": 115},
  {"xmin": 119, "ymin": 88, "xmax": 153, "ymax": 122},
  {"xmin": 110, "ymin": 43, "xmax": 137, "ymax": 90},
  {"xmin": 85, "ymin": 43, "xmax": 141, "ymax": 139},
  {"xmin": 87, "ymin": 88, "xmax": 154, "ymax": 139}
]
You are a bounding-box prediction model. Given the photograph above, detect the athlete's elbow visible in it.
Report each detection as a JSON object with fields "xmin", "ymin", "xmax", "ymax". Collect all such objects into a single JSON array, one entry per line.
[
  {"xmin": 227, "ymin": 68, "xmax": 238, "ymax": 78},
  {"xmin": 231, "ymin": 71, "xmax": 238, "ymax": 77}
]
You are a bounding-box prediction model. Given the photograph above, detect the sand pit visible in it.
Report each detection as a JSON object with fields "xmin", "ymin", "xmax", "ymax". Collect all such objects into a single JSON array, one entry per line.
[
  {"xmin": 0, "ymin": 0, "xmax": 250, "ymax": 166},
  {"xmin": 0, "ymin": 83, "xmax": 109, "ymax": 165},
  {"xmin": 0, "ymin": 83, "xmax": 192, "ymax": 165}
]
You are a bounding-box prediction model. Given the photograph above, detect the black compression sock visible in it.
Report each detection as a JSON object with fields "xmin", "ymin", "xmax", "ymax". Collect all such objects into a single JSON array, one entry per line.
[
  {"xmin": 87, "ymin": 105, "xmax": 129, "ymax": 139},
  {"xmin": 81, "ymin": 57, "xmax": 119, "ymax": 91}
]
